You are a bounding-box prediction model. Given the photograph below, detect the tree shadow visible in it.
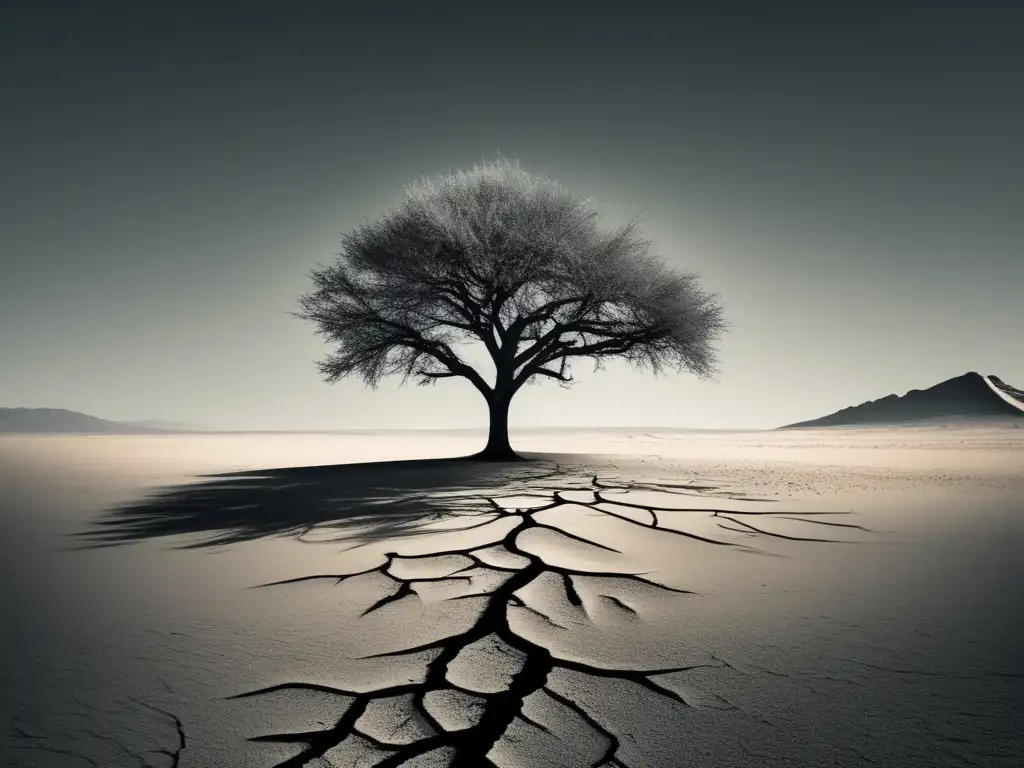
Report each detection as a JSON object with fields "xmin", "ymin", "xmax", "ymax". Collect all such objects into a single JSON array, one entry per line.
[
  {"xmin": 73, "ymin": 454, "xmax": 573, "ymax": 549},
  {"xmin": 75, "ymin": 456, "xmax": 875, "ymax": 766}
]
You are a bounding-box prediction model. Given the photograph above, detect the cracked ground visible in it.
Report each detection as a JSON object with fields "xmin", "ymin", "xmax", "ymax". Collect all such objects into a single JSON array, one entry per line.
[{"xmin": 4, "ymin": 434, "xmax": 1022, "ymax": 767}]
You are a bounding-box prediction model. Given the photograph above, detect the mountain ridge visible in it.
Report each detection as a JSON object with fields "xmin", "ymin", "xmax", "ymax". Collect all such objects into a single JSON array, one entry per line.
[
  {"xmin": 780, "ymin": 372, "xmax": 1024, "ymax": 429},
  {"xmin": 0, "ymin": 407, "xmax": 175, "ymax": 434}
]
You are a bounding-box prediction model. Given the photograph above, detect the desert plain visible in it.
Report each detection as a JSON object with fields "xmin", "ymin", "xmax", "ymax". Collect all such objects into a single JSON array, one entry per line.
[{"xmin": 1, "ymin": 424, "xmax": 1021, "ymax": 767}]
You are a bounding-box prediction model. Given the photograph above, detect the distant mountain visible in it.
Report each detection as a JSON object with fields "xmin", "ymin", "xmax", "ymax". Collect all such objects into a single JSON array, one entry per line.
[
  {"xmin": 988, "ymin": 375, "xmax": 1024, "ymax": 407},
  {"xmin": 779, "ymin": 372, "xmax": 1024, "ymax": 429},
  {"xmin": 0, "ymin": 408, "xmax": 180, "ymax": 433}
]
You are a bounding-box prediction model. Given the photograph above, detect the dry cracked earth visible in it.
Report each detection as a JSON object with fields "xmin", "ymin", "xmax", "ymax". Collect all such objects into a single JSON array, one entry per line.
[{"xmin": 59, "ymin": 460, "xmax": 879, "ymax": 767}]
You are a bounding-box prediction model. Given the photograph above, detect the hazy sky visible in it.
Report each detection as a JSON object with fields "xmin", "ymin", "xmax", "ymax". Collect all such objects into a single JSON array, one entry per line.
[{"xmin": 2, "ymin": 2, "xmax": 1021, "ymax": 430}]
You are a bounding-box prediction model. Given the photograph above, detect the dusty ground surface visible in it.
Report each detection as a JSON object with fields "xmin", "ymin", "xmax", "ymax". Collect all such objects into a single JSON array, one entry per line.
[{"xmin": 1, "ymin": 425, "xmax": 1021, "ymax": 766}]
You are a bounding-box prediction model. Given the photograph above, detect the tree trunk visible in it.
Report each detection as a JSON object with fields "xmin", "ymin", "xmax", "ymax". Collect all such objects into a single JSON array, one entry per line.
[{"xmin": 475, "ymin": 391, "xmax": 520, "ymax": 461}]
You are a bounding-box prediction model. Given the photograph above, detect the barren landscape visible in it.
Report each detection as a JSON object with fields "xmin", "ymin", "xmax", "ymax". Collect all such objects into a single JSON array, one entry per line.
[
  {"xmin": 2, "ymin": 425, "xmax": 1021, "ymax": 767},
  {"xmin": 4, "ymin": 2, "xmax": 1023, "ymax": 766}
]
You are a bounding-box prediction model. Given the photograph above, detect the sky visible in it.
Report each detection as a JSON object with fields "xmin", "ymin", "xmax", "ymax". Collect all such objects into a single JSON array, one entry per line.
[{"xmin": 1, "ymin": 1, "xmax": 1022, "ymax": 431}]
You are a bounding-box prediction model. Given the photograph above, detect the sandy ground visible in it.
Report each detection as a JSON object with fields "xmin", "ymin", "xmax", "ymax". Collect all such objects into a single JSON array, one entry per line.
[{"xmin": 0, "ymin": 425, "xmax": 1021, "ymax": 767}]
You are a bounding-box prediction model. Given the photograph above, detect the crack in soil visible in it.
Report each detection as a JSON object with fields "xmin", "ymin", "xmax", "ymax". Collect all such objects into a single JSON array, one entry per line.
[{"xmin": 233, "ymin": 469, "xmax": 863, "ymax": 766}]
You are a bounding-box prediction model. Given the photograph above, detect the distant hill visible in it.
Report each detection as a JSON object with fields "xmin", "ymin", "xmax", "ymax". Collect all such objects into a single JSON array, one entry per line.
[
  {"xmin": 988, "ymin": 375, "xmax": 1024, "ymax": 407},
  {"xmin": 780, "ymin": 372, "xmax": 1024, "ymax": 429},
  {"xmin": 0, "ymin": 408, "xmax": 179, "ymax": 433}
]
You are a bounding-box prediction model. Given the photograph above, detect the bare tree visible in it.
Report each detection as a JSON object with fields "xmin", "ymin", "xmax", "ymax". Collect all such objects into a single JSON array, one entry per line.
[{"xmin": 297, "ymin": 158, "xmax": 726, "ymax": 460}]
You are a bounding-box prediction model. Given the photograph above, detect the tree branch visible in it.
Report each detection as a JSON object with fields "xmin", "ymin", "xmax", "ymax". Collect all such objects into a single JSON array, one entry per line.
[{"xmin": 296, "ymin": 157, "xmax": 725, "ymax": 409}]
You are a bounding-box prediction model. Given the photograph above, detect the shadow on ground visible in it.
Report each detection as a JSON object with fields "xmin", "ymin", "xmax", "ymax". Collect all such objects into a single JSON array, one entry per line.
[
  {"xmin": 73, "ymin": 455, "xmax": 872, "ymax": 767},
  {"xmin": 75, "ymin": 454, "xmax": 575, "ymax": 549}
]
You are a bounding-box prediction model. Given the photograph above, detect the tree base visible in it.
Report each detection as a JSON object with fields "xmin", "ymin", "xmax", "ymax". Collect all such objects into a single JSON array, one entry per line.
[{"xmin": 469, "ymin": 446, "xmax": 526, "ymax": 462}]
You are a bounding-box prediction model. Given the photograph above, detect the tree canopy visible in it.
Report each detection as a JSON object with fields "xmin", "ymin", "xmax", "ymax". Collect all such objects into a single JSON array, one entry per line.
[{"xmin": 297, "ymin": 158, "xmax": 726, "ymax": 459}]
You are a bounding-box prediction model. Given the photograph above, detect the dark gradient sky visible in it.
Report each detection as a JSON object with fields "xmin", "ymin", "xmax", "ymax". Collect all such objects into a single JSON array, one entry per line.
[{"xmin": 2, "ymin": 2, "xmax": 1021, "ymax": 430}]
